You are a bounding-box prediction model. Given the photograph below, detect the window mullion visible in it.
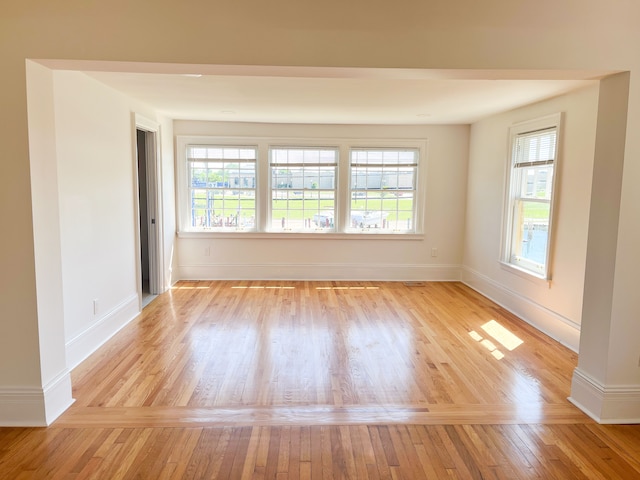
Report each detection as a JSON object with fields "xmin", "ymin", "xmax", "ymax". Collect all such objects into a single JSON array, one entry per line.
[
  {"xmin": 257, "ymin": 143, "xmax": 269, "ymax": 232},
  {"xmin": 337, "ymin": 145, "xmax": 350, "ymax": 231}
]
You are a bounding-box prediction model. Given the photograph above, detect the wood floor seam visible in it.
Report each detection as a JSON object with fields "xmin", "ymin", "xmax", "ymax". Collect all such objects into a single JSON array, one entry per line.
[{"xmin": 55, "ymin": 403, "xmax": 593, "ymax": 428}]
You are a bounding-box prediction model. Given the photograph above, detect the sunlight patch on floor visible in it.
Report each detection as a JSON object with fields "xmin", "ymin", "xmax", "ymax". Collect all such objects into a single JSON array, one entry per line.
[
  {"xmin": 231, "ymin": 286, "xmax": 296, "ymax": 289},
  {"xmin": 482, "ymin": 319, "xmax": 524, "ymax": 351},
  {"xmin": 171, "ymin": 286, "xmax": 210, "ymax": 290},
  {"xmin": 468, "ymin": 319, "xmax": 524, "ymax": 360},
  {"xmin": 315, "ymin": 286, "xmax": 380, "ymax": 290}
]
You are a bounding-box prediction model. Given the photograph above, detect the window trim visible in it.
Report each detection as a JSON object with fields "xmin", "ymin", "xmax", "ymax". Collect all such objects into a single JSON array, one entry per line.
[
  {"xmin": 501, "ymin": 113, "xmax": 562, "ymax": 281},
  {"xmin": 181, "ymin": 141, "xmax": 259, "ymax": 232},
  {"xmin": 348, "ymin": 147, "xmax": 420, "ymax": 234},
  {"xmin": 268, "ymin": 145, "xmax": 339, "ymax": 233},
  {"xmin": 176, "ymin": 135, "xmax": 427, "ymax": 237}
]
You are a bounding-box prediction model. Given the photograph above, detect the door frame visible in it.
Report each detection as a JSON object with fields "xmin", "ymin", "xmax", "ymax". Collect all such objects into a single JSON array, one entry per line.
[{"xmin": 133, "ymin": 114, "xmax": 165, "ymax": 304}]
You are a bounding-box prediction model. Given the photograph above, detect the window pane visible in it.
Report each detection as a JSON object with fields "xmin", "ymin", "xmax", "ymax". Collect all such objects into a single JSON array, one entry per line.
[
  {"xmin": 349, "ymin": 149, "xmax": 418, "ymax": 232},
  {"xmin": 270, "ymin": 147, "xmax": 337, "ymax": 232},
  {"xmin": 191, "ymin": 168, "xmax": 206, "ymax": 188},
  {"xmin": 510, "ymin": 200, "xmax": 550, "ymax": 270},
  {"xmin": 518, "ymin": 165, "xmax": 553, "ymax": 200},
  {"xmin": 186, "ymin": 145, "xmax": 257, "ymax": 230},
  {"xmin": 514, "ymin": 128, "xmax": 557, "ymax": 165}
]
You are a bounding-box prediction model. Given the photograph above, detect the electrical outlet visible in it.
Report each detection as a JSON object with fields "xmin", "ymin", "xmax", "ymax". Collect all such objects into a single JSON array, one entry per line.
[
  {"xmin": 204, "ymin": 246, "xmax": 211, "ymax": 256},
  {"xmin": 431, "ymin": 247, "xmax": 438, "ymax": 257},
  {"xmin": 93, "ymin": 299, "xmax": 99, "ymax": 315}
]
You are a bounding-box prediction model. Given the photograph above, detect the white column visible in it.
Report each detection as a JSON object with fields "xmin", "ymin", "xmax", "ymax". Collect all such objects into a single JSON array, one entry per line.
[
  {"xmin": 570, "ymin": 72, "xmax": 640, "ymax": 423},
  {"xmin": 27, "ymin": 61, "xmax": 73, "ymax": 425}
]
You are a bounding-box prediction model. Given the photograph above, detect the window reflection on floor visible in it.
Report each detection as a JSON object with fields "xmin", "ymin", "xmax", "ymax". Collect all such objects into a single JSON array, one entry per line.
[{"xmin": 468, "ymin": 319, "xmax": 524, "ymax": 361}]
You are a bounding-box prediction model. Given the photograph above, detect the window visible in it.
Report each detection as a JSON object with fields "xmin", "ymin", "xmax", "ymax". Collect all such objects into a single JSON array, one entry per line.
[
  {"xmin": 503, "ymin": 114, "xmax": 561, "ymax": 278},
  {"xmin": 349, "ymin": 148, "xmax": 418, "ymax": 232},
  {"xmin": 177, "ymin": 136, "xmax": 425, "ymax": 236},
  {"xmin": 186, "ymin": 145, "xmax": 257, "ymax": 231},
  {"xmin": 269, "ymin": 147, "xmax": 338, "ymax": 232}
]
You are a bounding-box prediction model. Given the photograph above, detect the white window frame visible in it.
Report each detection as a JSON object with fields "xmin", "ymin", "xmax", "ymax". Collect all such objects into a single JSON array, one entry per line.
[
  {"xmin": 501, "ymin": 113, "xmax": 562, "ymax": 280},
  {"xmin": 176, "ymin": 135, "xmax": 426, "ymax": 238},
  {"xmin": 348, "ymin": 147, "xmax": 419, "ymax": 233},
  {"xmin": 178, "ymin": 139, "xmax": 259, "ymax": 232},
  {"xmin": 268, "ymin": 146, "xmax": 339, "ymax": 233}
]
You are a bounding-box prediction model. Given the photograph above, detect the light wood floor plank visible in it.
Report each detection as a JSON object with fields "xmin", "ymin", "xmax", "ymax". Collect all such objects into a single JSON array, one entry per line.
[{"xmin": 1, "ymin": 280, "xmax": 639, "ymax": 479}]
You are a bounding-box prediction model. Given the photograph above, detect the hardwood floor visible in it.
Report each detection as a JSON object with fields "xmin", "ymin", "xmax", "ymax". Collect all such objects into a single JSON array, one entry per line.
[{"xmin": 1, "ymin": 281, "xmax": 640, "ymax": 478}]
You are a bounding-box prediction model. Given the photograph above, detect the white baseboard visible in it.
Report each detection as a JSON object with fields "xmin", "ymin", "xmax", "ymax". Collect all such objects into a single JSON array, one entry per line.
[
  {"xmin": 0, "ymin": 370, "xmax": 73, "ymax": 426},
  {"xmin": 177, "ymin": 263, "xmax": 462, "ymax": 282},
  {"xmin": 3, "ymin": 293, "xmax": 139, "ymax": 427},
  {"xmin": 65, "ymin": 293, "xmax": 139, "ymax": 370},
  {"xmin": 0, "ymin": 388, "xmax": 47, "ymax": 426},
  {"xmin": 461, "ymin": 266, "xmax": 581, "ymax": 352},
  {"xmin": 569, "ymin": 368, "xmax": 640, "ymax": 424},
  {"xmin": 43, "ymin": 370, "xmax": 75, "ymax": 425}
]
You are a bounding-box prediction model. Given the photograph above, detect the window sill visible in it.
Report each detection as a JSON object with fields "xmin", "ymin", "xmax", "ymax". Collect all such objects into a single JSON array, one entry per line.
[
  {"xmin": 177, "ymin": 230, "xmax": 425, "ymax": 241},
  {"xmin": 499, "ymin": 261, "xmax": 551, "ymax": 287}
]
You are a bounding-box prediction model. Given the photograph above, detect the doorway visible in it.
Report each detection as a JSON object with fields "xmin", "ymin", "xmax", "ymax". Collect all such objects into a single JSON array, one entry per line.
[{"xmin": 135, "ymin": 118, "xmax": 164, "ymax": 307}]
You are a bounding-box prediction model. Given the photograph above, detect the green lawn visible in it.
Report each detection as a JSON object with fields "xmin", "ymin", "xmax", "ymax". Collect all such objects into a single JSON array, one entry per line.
[
  {"xmin": 522, "ymin": 201, "xmax": 550, "ymax": 220},
  {"xmin": 192, "ymin": 193, "xmax": 415, "ymax": 221}
]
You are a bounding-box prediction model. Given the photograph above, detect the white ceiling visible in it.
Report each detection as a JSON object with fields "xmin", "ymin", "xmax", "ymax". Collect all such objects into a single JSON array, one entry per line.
[{"xmin": 78, "ymin": 64, "xmax": 603, "ymax": 125}]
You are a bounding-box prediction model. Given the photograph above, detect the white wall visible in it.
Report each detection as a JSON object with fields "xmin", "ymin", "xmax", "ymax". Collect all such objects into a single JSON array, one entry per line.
[
  {"xmin": 462, "ymin": 85, "xmax": 600, "ymax": 351},
  {"xmin": 173, "ymin": 121, "xmax": 469, "ymax": 281},
  {"xmin": 47, "ymin": 71, "xmax": 176, "ymax": 370},
  {"xmin": 54, "ymin": 71, "xmax": 138, "ymax": 347}
]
